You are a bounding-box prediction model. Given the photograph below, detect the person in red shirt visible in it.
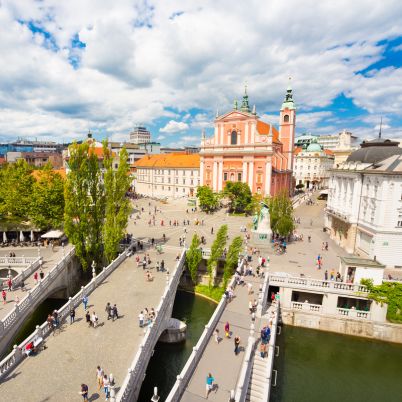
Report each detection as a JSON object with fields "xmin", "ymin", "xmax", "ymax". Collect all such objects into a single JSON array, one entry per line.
[{"xmin": 2, "ymin": 289, "xmax": 6, "ymax": 304}]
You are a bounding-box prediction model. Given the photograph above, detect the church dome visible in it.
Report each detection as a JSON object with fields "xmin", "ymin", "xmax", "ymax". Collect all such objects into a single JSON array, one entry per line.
[
  {"xmin": 306, "ymin": 142, "xmax": 322, "ymax": 153},
  {"xmin": 346, "ymin": 145, "xmax": 402, "ymax": 164}
]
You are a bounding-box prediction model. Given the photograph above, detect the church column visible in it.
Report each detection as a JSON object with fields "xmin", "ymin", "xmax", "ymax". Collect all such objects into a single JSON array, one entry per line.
[
  {"xmin": 200, "ymin": 159, "xmax": 204, "ymax": 186},
  {"xmin": 213, "ymin": 161, "xmax": 218, "ymax": 191},
  {"xmin": 218, "ymin": 161, "xmax": 223, "ymax": 191},
  {"xmin": 248, "ymin": 160, "xmax": 254, "ymax": 192},
  {"xmin": 250, "ymin": 123, "xmax": 256, "ymax": 143},
  {"xmin": 265, "ymin": 160, "xmax": 272, "ymax": 196},
  {"xmin": 242, "ymin": 160, "xmax": 248, "ymax": 183},
  {"xmin": 220, "ymin": 124, "xmax": 224, "ymax": 144},
  {"xmin": 245, "ymin": 122, "xmax": 249, "ymax": 145}
]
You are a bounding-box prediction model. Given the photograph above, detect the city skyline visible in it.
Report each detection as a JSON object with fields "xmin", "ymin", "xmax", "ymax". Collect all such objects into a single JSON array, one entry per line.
[{"xmin": 0, "ymin": 1, "xmax": 402, "ymax": 146}]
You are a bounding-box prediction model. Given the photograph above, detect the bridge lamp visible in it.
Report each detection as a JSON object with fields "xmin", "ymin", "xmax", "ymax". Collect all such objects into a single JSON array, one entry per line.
[{"xmin": 151, "ymin": 386, "xmax": 160, "ymax": 401}]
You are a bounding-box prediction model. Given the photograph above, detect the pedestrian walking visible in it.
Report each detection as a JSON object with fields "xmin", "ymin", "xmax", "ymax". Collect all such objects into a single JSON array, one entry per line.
[
  {"xmin": 92, "ymin": 311, "xmax": 98, "ymax": 328},
  {"xmin": 96, "ymin": 366, "xmax": 104, "ymax": 390},
  {"xmin": 2, "ymin": 289, "xmax": 6, "ymax": 304},
  {"xmin": 39, "ymin": 269, "xmax": 44, "ymax": 280},
  {"xmin": 105, "ymin": 302, "xmax": 112, "ymax": 320},
  {"xmin": 259, "ymin": 342, "xmax": 267, "ymax": 358},
  {"xmin": 138, "ymin": 311, "xmax": 144, "ymax": 327},
  {"xmin": 308, "ymin": 235, "xmax": 311, "ymax": 242},
  {"xmin": 211, "ymin": 227, "xmax": 214, "ymax": 235},
  {"xmin": 224, "ymin": 321, "xmax": 230, "ymax": 338},
  {"xmin": 112, "ymin": 304, "xmax": 118, "ymax": 321},
  {"xmin": 70, "ymin": 307, "xmax": 75, "ymax": 324},
  {"xmin": 324, "ymin": 270, "xmax": 328, "ymax": 281},
  {"xmin": 7, "ymin": 278, "xmax": 12, "ymax": 292},
  {"xmin": 103, "ymin": 374, "xmax": 110, "ymax": 400},
  {"xmin": 330, "ymin": 269, "xmax": 335, "ymax": 281},
  {"xmin": 83, "ymin": 295, "xmax": 88, "ymax": 310},
  {"xmin": 86, "ymin": 311, "xmax": 91, "ymax": 327},
  {"xmin": 247, "ymin": 282, "xmax": 253, "ymax": 295},
  {"xmin": 214, "ymin": 329, "xmax": 220, "ymax": 343},
  {"xmin": 34, "ymin": 271, "xmax": 38, "ymax": 284},
  {"xmin": 79, "ymin": 384, "xmax": 89, "ymax": 401},
  {"xmin": 161, "ymin": 260, "xmax": 165, "ymax": 272},
  {"xmin": 156, "ymin": 261, "xmax": 160, "ymax": 272},
  {"xmin": 234, "ymin": 336, "xmax": 241, "ymax": 355},
  {"xmin": 205, "ymin": 373, "xmax": 215, "ymax": 399}
]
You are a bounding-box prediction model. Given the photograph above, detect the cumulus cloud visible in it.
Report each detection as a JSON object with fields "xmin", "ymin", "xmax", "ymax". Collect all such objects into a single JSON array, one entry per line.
[
  {"xmin": 0, "ymin": 0, "xmax": 401, "ymax": 142},
  {"xmin": 160, "ymin": 120, "xmax": 189, "ymax": 133}
]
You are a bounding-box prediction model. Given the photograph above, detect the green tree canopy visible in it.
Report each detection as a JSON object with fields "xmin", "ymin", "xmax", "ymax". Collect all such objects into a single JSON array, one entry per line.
[
  {"xmin": 0, "ymin": 160, "xmax": 34, "ymax": 220},
  {"xmin": 207, "ymin": 224, "xmax": 228, "ymax": 287},
  {"xmin": 223, "ymin": 182, "xmax": 252, "ymax": 214},
  {"xmin": 30, "ymin": 165, "xmax": 65, "ymax": 230},
  {"xmin": 196, "ymin": 185, "xmax": 220, "ymax": 212},
  {"xmin": 267, "ymin": 191, "xmax": 295, "ymax": 237},
  {"xmin": 186, "ymin": 234, "xmax": 202, "ymax": 284},
  {"xmin": 102, "ymin": 141, "xmax": 131, "ymax": 263},
  {"xmin": 64, "ymin": 142, "xmax": 105, "ymax": 271},
  {"xmin": 223, "ymin": 236, "xmax": 243, "ymax": 288}
]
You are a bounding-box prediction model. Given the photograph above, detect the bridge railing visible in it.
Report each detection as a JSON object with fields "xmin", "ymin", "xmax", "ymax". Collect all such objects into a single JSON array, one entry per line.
[
  {"xmin": 0, "ymin": 256, "xmax": 39, "ymax": 266},
  {"xmin": 10, "ymin": 257, "xmax": 42, "ymax": 290},
  {"xmin": 0, "ymin": 244, "xmax": 133, "ymax": 381},
  {"xmin": 268, "ymin": 274, "xmax": 369, "ymax": 295},
  {"xmin": 116, "ymin": 249, "xmax": 186, "ymax": 402},
  {"xmin": 165, "ymin": 260, "xmax": 244, "ymax": 402}
]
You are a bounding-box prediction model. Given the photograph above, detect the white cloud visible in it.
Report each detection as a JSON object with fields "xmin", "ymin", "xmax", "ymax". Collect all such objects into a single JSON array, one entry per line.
[
  {"xmin": 0, "ymin": 0, "xmax": 402, "ymax": 142},
  {"xmin": 392, "ymin": 44, "xmax": 402, "ymax": 52},
  {"xmin": 159, "ymin": 120, "xmax": 189, "ymax": 133}
]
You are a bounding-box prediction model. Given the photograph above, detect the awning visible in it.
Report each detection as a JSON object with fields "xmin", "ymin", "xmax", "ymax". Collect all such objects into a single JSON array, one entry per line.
[{"xmin": 41, "ymin": 230, "xmax": 64, "ymax": 239}]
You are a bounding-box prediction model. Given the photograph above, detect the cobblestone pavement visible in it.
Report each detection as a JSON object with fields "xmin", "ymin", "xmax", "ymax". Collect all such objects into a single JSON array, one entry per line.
[{"xmin": 0, "ymin": 245, "xmax": 73, "ymax": 320}]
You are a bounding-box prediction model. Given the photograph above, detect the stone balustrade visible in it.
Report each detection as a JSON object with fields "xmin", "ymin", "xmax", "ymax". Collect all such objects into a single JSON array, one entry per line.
[
  {"xmin": 165, "ymin": 263, "xmax": 243, "ymax": 402},
  {"xmin": 269, "ymin": 274, "xmax": 369, "ymax": 295},
  {"xmin": 291, "ymin": 301, "xmax": 323, "ymax": 313},
  {"xmin": 337, "ymin": 307, "xmax": 370, "ymax": 319},
  {"xmin": 0, "ymin": 256, "xmax": 38, "ymax": 266},
  {"xmin": 10, "ymin": 257, "xmax": 42, "ymax": 289},
  {"xmin": 0, "ymin": 245, "xmax": 132, "ymax": 381},
  {"xmin": 116, "ymin": 250, "xmax": 186, "ymax": 402}
]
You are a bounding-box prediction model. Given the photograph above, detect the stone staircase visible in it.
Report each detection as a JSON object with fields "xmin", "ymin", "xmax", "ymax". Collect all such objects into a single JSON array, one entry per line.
[{"xmin": 245, "ymin": 343, "xmax": 268, "ymax": 402}]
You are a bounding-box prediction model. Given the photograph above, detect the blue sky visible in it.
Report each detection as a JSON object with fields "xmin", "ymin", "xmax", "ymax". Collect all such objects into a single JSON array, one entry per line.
[{"xmin": 0, "ymin": 0, "xmax": 402, "ymax": 146}]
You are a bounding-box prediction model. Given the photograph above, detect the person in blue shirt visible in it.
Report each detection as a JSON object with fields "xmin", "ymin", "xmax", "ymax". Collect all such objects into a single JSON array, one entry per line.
[{"xmin": 205, "ymin": 373, "xmax": 215, "ymax": 399}]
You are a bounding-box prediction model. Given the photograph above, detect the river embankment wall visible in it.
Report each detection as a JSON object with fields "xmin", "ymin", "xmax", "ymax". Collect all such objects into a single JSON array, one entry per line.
[{"xmin": 281, "ymin": 308, "xmax": 402, "ymax": 344}]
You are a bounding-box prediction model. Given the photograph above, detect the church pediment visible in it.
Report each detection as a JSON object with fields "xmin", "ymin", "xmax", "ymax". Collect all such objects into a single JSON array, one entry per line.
[{"xmin": 215, "ymin": 110, "xmax": 256, "ymax": 122}]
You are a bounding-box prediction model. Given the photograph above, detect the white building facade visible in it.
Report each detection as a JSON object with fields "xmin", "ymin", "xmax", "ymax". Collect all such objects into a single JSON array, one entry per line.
[
  {"xmin": 293, "ymin": 140, "xmax": 334, "ymax": 189},
  {"xmin": 129, "ymin": 126, "xmax": 151, "ymax": 144},
  {"xmin": 135, "ymin": 153, "xmax": 200, "ymax": 199},
  {"xmin": 325, "ymin": 138, "xmax": 402, "ymax": 268}
]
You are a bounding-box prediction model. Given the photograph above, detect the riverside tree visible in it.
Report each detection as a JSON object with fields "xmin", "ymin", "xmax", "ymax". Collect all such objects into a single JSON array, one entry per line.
[
  {"xmin": 30, "ymin": 165, "xmax": 65, "ymax": 230},
  {"xmin": 64, "ymin": 142, "xmax": 105, "ymax": 272},
  {"xmin": 102, "ymin": 141, "xmax": 131, "ymax": 263},
  {"xmin": 186, "ymin": 233, "xmax": 203, "ymax": 284},
  {"xmin": 207, "ymin": 225, "xmax": 228, "ymax": 287},
  {"xmin": 223, "ymin": 236, "xmax": 243, "ymax": 288}
]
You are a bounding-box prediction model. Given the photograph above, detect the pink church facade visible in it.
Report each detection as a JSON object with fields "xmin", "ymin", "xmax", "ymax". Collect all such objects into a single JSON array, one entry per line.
[{"xmin": 200, "ymin": 86, "xmax": 296, "ymax": 197}]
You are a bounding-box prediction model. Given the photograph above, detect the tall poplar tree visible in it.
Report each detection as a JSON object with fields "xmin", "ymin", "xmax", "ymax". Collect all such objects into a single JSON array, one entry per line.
[
  {"xmin": 223, "ymin": 236, "xmax": 243, "ymax": 288},
  {"xmin": 102, "ymin": 141, "xmax": 131, "ymax": 263},
  {"xmin": 64, "ymin": 142, "xmax": 105, "ymax": 271},
  {"xmin": 207, "ymin": 224, "xmax": 228, "ymax": 288}
]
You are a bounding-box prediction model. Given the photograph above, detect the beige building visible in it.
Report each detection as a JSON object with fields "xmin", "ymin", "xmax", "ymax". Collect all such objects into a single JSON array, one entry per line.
[{"xmin": 134, "ymin": 153, "xmax": 200, "ymax": 199}]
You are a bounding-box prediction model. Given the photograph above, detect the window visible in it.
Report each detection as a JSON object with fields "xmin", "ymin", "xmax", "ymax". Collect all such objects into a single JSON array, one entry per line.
[
  {"xmin": 183, "ymin": 188, "xmax": 185, "ymax": 193},
  {"xmin": 183, "ymin": 179, "xmax": 186, "ymax": 184},
  {"xmin": 283, "ymin": 114, "xmax": 290, "ymax": 123},
  {"xmin": 176, "ymin": 178, "xmax": 178, "ymax": 184},
  {"xmin": 191, "ymin": 179, "xmax": 194, "ymax": 185},
  {"xmin": 230, "ymin": 173, "xmax": 235, "ymax": 181},
  {"xmin": 237, "ymin": 173, "xmax": 242, "ymax": 182},
  {"xmin": 176, "ymin": 188, "xmax": 178, "ymax": 192},
  {"xmin": 168, "ymin": 186, "xmax": 171, "ymax": 191},
  {"xmin": 224, "ymin": 172, "xmax": 228, "ymax": 181},
  {"xmin": 231, "ymin": 130, "xmax": 237, "ymax": 145},
  {"xmin": 397, "ymin": 221, "xmax": 402, "ymax": 227}
]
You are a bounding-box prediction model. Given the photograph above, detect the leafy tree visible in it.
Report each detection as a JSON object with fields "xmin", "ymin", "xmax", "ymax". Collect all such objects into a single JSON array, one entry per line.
[
  {"xmin": 196, "ymin": 185, "xmax": 220, "ymax": 212},
  {"xmin": 223, "ymin": 182, "xmax": 252, "ymax": 214},
  {"xmin": 207, "ymin": 225, "xmax": 228, "ymax": 288},
  {"xmin": 361, "ymin": 279, "xmax": 402, "ymax": 323},
  {"xmin": 102, "ymin": 141, "xmax": 131, "ymax": 263},
  {"xmin": 186, "ymin": 234, "xmax": 202, "ymax": 284},
  {"xmin": 64, "ymin": 142, "xmax": 105, "ymax": 272},
  {"xmin": 0, "ymin": 160, "xmax": 34, "ymax": 219},
  {"xmin": 30, "ymin": 165, "xmax": 65, "ymax": 230},
  {"xmin": 223, "ymin": 236, "xmax": 243, "ymax": 288},
  {"xmin": 267, "ymin": 191, "xmax": 295, "ymax": 237}
]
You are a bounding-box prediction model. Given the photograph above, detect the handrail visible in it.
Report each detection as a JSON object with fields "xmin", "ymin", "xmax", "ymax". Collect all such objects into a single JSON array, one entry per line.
[
  {"xmin": 116, "ymin": 249, "xmax": 186, "ymax": 402},
  {"xmin": 11, "ymin": 257, "xmax": 42, "ymax": 289},
  {"xmin": 0, "ymin": 245, "xmax": 132, "ymax": 381},
  {"xmin": 268, "ymin": 274, "xmax": 369, "ymax": 294},
  {"xmin": 165, "ymin": 260, "xmax": 244, "ymax": 402}
]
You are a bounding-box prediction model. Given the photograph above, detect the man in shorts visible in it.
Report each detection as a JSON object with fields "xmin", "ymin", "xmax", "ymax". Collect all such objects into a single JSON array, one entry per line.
[{"xmin": 205, "ymin": 373, "xmax": 215, "ymax": 398}]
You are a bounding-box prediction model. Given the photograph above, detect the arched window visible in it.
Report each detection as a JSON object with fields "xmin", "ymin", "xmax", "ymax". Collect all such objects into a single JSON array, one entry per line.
[
  {"xmin": 231, "ymin": 130, "xmax": 237, "ymax": 145},
  {"xmin": 283, "ymin": 114, "xmax": 290, "ymax": 123}
]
